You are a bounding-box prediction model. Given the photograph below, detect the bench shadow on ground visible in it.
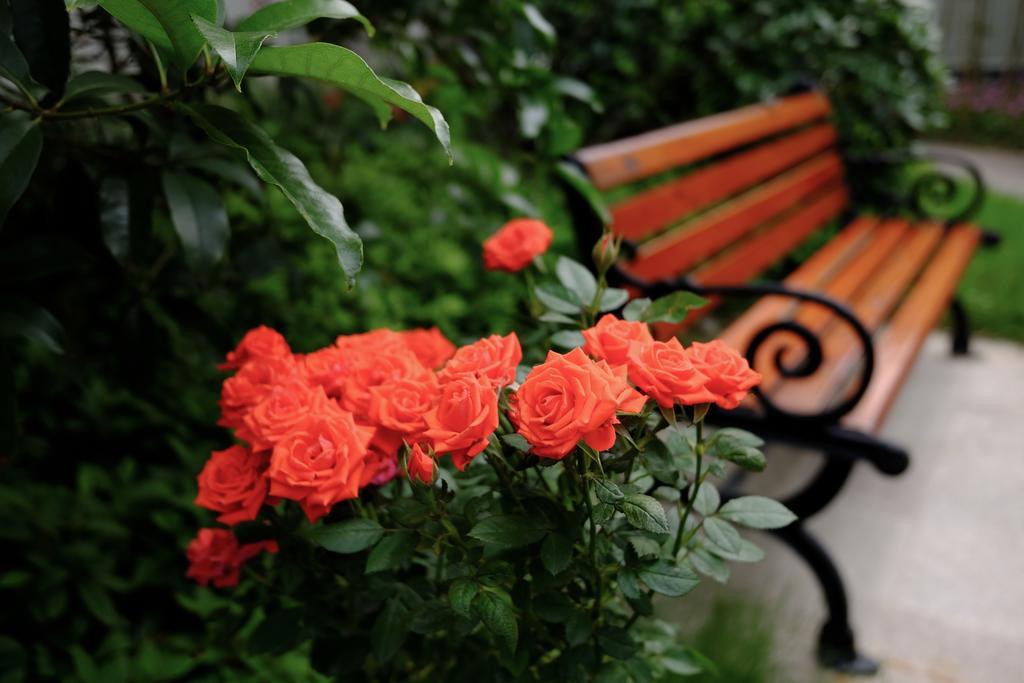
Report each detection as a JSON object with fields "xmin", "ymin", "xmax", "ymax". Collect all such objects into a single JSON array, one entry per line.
[{"xmin": 662, "ymin": 333, "xmax": 1024, "ymax": 683}]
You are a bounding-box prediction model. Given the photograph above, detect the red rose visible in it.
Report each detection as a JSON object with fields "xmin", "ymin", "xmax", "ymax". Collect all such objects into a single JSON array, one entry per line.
[
  {"xmin": 218, "ymin": 357, "xmax": 298, "ymax": 432},
  {"xmin": 407, "ymin": 443, "xmax": 436, "ymax": 484},
  {"xmin": 423, "ymin": 376, "xmax": 499, "ymax": 471},
  {"xmin": 219, "ymin": 325, "xmax": 291, "ymax": 372},
  {"xmin": 300, "ymin": 346, "xmax": 352, "ymax": 399},
  {"xmin": 400, "ymin": 327, "xmax": 457, "ymax": 369},
  {"xmin": 340, "ymin": 347, "xmax": 432, "ymax": 415},
  {"xmin": 267, "ymin": 410, "xmax": 375, "ymax": 522},
  {"xmin": 195, "ymin": 445, "xmax": 269, "ymax": 525},
  {"xmin": 582, "ymin": 314, "xmax": 654, "ymax": 366},
  {"xmin": 482, "ymin": 218, "xmax": 554, "ymax": 272},
  {"xmin": 685, "ymin": 340, "xmax": 761, "ymax": 410},
  {"xmin": 627, "ymin": 338, "xmax": 716, "ymax": 409},
  {"xmin": 438, "ymin": 332, "xmax": 522, "ymax": 390},
  {"xmin": 512, "ymin": 348, "xmax": 645, "ymax": 459},
  {"xmin": 242, "ymin": 382, "xmax": 335, "ymax": 452},
  {"xmin": 186, "ymin": 528, "xmax": 277, "ymax": 588},
  {"xmin": 361, "ymin": 444, "xmax": 400, "ymax": 487}
]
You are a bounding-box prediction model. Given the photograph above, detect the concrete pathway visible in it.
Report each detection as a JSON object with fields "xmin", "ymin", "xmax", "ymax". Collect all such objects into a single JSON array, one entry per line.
[
  {"xmin": 671, "ymin": 333, "xmax": 1024, "ymax": 682},
  {"xmin": 919, "ymin": 141, "xmax": 1024, "ymax": 197}
]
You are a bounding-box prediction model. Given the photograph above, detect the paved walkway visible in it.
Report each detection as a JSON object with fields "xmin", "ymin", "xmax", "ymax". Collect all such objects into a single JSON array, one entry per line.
[
  {"xmin": 919, "ymin": 141, "xmax": 1024, "ymax": 197},
  {"xmin": 672, "ymin": 333, "xmax": 1024, "ymax": 682}
]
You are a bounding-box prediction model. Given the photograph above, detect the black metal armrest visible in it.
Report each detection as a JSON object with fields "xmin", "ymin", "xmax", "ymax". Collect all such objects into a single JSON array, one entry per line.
[
  {"xmin": 842, "ymin": 147, "xmax": 987, "ymax": 226},
  {"xmin": 614, "ymin": 268, "xmax": 876, "ymax": 426}
]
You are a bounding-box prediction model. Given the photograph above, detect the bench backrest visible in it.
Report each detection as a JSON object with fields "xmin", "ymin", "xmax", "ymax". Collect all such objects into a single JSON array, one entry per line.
[{"xmin": 568, "ymin": 91, "xmax": 849, "ymax": 290}]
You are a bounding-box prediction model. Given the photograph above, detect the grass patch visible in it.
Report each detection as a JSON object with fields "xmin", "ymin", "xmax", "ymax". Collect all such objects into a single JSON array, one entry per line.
[
  {"xmin": 957, "ymin": 191, "xmax": 1024, "ymax": 342},
  {"xmin": 686, "ymin": 598, "xmax": 784, "ymax": 683}
]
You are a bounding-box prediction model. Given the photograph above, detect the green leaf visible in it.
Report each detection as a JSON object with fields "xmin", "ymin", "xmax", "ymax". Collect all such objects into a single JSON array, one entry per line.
[
  {"xmin": 538, "ymin": 311, "xmax": 577, "ymax": 325},
  {"xmin": 160, "ymin": 170, "xmax": 229, "ymax": 271},
  {"xmin": 535, "ymin": 282, "xmax": 583, "ymax": 314},
  {"xmin": 702, "ymin": 517, "xmax": 742, "ymax": 554},
  {"xmin": 655, "ymin": 424, "xmax": 696, "ymax": 458},
  {"xmin": 61, "ymin": 71, "xmax": 146, "ymax": 105},
  {"xmin": 550, "ymin": 329, "xmax": 585, "ymax": 350},
  {"xmin": 710, "ymin": 537, "xmax": 765, "ymax": 563},
  {"xmin": 468, "ymin": 514, "xmax": 549, "ymax": 548},
  {"xmin": 640, "ymin": 291, "xmax": 709, "ymax": 324},
  {"xmin": 191, "ymin": 16, "xmax": 273, "ymax": 90},
  {"xmin": 598, "ymin": 288, "xmax": 630, "ymax": 312},
  {"xmin": 592, "ymin": 502, "xmax": 614, "ymax": 525},
  {"xmin": 621, "ymin": 494, "xmax": 669, "ymax": 534},
  {"xmin": 500, "ymin": 433, "xmax": 531, "ymax": 453},
  {"xmin": 77, "ymin": 582, "xmax": 121, "ymax": 626},
  {"xmin": 448, "ymin": 578, "xmax": 478, "ymax": 618},
  {"xmin": 96, "ymin": 0, "xmax": 171, "ymax": 50},
  {"xmin": 597, "ymin": 626, "xmax": 637, "ymax": 660},
  {"xmin": 555, "ymin": 160, "xmax": 611, "ymax": 226},
  {"xmin": 617, "ymin": 567, "xmax": 641, "ymax": 599},
  {"xmin": 540, "ymin": 533, "xmax": 572, "ymax": 575},
  {"xmin": 183, "ymin": 156, "xmax": 261, "ymax": 196},
  {"xmin": 565, "ymin": 610, "xmax": 592, "ymax": 647},
  {"xmin": 593, "ymin": 478, "xmax": 624, "ymax": 504},
  {"xmin": 10, "ymin": 0, "xmax": 70, "ymax": 95},
  {"xmin": 389, "ymin": 498, "xmax": 430, "ymax": 527},
  {"xmin": 365, "ymin": 530, "xmax": 416, "ymax": 573},
  {"xmin": 249, "ymin": 607, "xmax": 306, "ymax": 655},
  {"xmin": 136, "ymin": 0, "xmax": 218, "ymax": 69},
  {"xmin": 371, "ymin": 599, "xmax": 409, "ymax": 663},
  {"xmin": 708, "ymin": 432, "xmax": 766, "ymax": 472},
  {"xmin": 627, "ymin": 535, "xmax": 661, "ymax": 559},
  {"xmin": 474, "ymin": 590, "xmax": 518, "ymax": 653},
  {"xmin": 622, "ymin": 297, "xmax": 651, "ymax": 322},
  {"xmin": 0, "ymin": 299, "xmax": 65, "ymax": 353},
  {"xmin": 307, "ymin": 518, "xmax": 383, "ymax": 553},
  {"xmin": 689, "ymin": 482, "xmax": 720, "ymax": 517},
  {"xmin": 182, "ymin": 104, "xmax": 363, "ymax": 286},
  {"xmin": 248, "ymin": 43, "xmax": 451, "ymax": 160},
  {"xmin": 689, "ymin": 547, "xmax": 730, "ymax": 583},
  {"xmin": 521, "ymin": 4, "xmax": 555, "ymax": 42},
  {"xmin": 236, "ymin": 0, "xmax": 374, "ymax": 37},
  {"xmin": 637, "ymin": 561, "xmax": 699, "ymax": 597},
  {"xmin": 0, "ymin": 27, "xmax": 31, "ymax": 88},
  {"xmin": 652, "ymin": 486, "xmax": 680, "ymax": 502},
  {"xmin": 0, "ymin": 112, "xmax": 42, "ymax": 226},
  {"xmin": 718, "ymin": 496, "xmax": 797, "ymax": 529},
  {"xmin": 709, "ymin": 427, "xmax": 764, "ymax": 449},
  {"xmin": 555, "ymin": 256, "xmax": 597, "ymax": 305}
]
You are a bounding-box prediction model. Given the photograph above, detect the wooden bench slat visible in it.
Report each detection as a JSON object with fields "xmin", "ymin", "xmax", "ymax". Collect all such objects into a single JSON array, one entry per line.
[
  {"xmin": 611, "ymin": 124, "xmax": 838, "ymax": 240},
  {"xmin": 577, "ymin": 92, "xmax": 832, "ymax": 190},
  {"xmin": 626, "ymin": 152, "xmax": 843, "ymax": 280},
  {"xmin": 843, "ymin": 225, "xmax": 981, "ymax": 433}
]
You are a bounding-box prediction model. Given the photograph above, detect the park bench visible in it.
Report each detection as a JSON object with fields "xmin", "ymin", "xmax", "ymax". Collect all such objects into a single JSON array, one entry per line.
[{"xmin": 563, "ymin": 90, "xmax": 996, "ymax": 674}]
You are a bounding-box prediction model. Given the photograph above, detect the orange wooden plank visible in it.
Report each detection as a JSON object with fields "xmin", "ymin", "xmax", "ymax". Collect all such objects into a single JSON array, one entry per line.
[
  {"xmin": 625, "ymin": 153, "xmax": 843, "ymax": 280},
  {"xmin": 611, "ymin": 124, "xmax": 838, "ymax": 240},
  {"xmin": 844, "ymin": 225, "xmax": 981, "ymax": 432},
  {"xmin": 577, "ymin": 92, "xmax": 832, "ymax": 190}
]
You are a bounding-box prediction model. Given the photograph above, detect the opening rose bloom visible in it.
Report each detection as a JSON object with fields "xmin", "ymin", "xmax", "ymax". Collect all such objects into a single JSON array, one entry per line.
[
  {"xmin": 267, "ymin": 407, "xmax": 375, "ymax": 522},
  {"xmin": 627, "ymin": 338, "xmax": 716, "ymax": 409},
  {"xmin": 195, "ymin": 445, "xmax": 269, "ymax": 525},
  {"xmin": 218, "ymin": 325, "xmax": 291, "ymax": 371},
  {"xmin": 218, "ymin": 357, "xmax": 298, "ymax": 432},
  {"xmin": 582, "ymin": 314, "xmax": 654, "ymax": 367},
  {"xmin": 423, "ymin": 375, "xmax": 499, "ymax": 471},
  {"xmin": 399, "ymin": 327, "xmax": 457, "ymax": 369},
  {"xmin": 686, "ymin": 340, "xmax": 761, "ymax": 409},
  {"xmin": 482, "ymin": 218, "xmax": 554, "ymax": 272},
  {"xmin": 438, "ymin": 332, "xmax": 522, "ymax": 389},
  {"xmin": 407, "ymin": 443, "xmax": 436, "ymax": 484},
  {"xmin": 512, "ymin": 348, "xmax": 646, "ymax": 459},
  {"xmin": 186, "ymin": 528, "xmax": 277, "ymax": 588},
  {"xmin": 241, "ymin": 382, "xmax": 334, "ymax": 452}
]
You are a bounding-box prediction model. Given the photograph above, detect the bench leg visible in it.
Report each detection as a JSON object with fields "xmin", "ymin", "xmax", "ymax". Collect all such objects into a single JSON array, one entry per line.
[
  {"xmin": 950, "ymin": 298, "xmax": 970, "ymax": 356},
  {"xmin": 773, "ymin": 524, "xmax": 880, "ymax": 676}
]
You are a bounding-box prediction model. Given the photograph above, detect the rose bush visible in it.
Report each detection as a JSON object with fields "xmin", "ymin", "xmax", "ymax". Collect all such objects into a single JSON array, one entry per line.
[{"xmin": 185, "ymin": 221, "xmax": 793, "ymax": 680}]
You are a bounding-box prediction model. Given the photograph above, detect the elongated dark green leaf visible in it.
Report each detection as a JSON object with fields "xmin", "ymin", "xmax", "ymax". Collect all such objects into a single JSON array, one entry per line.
[
  {"xmin": 160, "ymin": 170, "xmax": 229, "ymax": 270},
  {"xmin": 448, "ymin": 578, "xmax": 478, "ymax": 618},
  {"xmin": 307, "ymin": 518, "xmax": 383, "ymax": 553},
  {"xmin": 0, "ymin": 112, "xmax": 42, "ymax": 226},
  {"xmin": 555, "ymin": 256, "xmax": 597, "ymax": 305},
  {"xmin": 10, "ymin": 0, "xmax": 70, "ymax": 95},
  {"xmin": 540, "ymin": 533, "xmax": 572, "ymax": 575},
  {"xmin": 135, "ymin": 0, "xmax": 218, "ymax": 68},
  {"xmin": 702, "ymin": 517, "xmax": 742, "ymax": 554},
  {"xmin": 637, "ymin": 561, "xmax": 699, "ymax": 597},
  {"xmin": 718, "ymin": 496, "xmax": 797, "ymax": 529},
  {"xmin": 0, "ymin": 299, "xmax": 65, "ymax": 353},
  {"xmin": 0, "ymin": 28, "xmax": 31, "ymax": 87},
  {"xmin": 371, "ymin": 599, "xmax": 409, "ymax": 663},
  {"xmin": 182, "ymin": 104, "xmax": 362, "ymax": 285},
  {"xmin": 61, "ymin": 71, "xmax": 146, "ymax": 105},
  {"xmin": 237, "ymin": 0, "xmax": 374, "ymax": 37},
  {"xmin": 96, "ymin": 0, "xmax": 170, "ymax": 49},
  {"xmin": 555, "ymin": 160, "xmax": 610, "ymax": 226},
  {"xmin": 191, "ymin": 16, "xmax": 273, "ymax": 90},
  {"xmin": 473, "ymin": 590, "xmax": 517, "ymax": 653},
  {"xmin": 78, "ymin": 583, "xmax": 122, "ymax": 626},
  {"xmin": 248, "ymin": 43, "xmax": 451, "ymax": 161},
  {"xmin": 621, "ymin": 494, "xmax": 669, "ymax": 534},
  {"xmin": 365, "ymin": 530, "xmax": 416, "ymax": 573},
  {"xmin": 468, "ymin": 514, "xmax": 549, "ymax": 548}
]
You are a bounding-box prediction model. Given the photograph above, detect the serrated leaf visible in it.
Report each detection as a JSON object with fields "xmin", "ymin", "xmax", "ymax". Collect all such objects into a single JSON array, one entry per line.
[
  {"xmin": 160, "ymin": 170, "xmax": 229, "ymax": 271},
  {"xmin": 702, "ymin": 517, "xmax": 742, "ymax": 554},
  {"xmin": 551, "ymin": 329, "xmax": 585, "ymax": 350},
  {"xmin": 640, "ymin": 291, "xmax": 709, "ymax": 324},
  {"xmin": 627, "ymin": 535, "xmax": 661, "ymax": 559},
  {"xmin": 565, "ymin": 610, "xmax": 592, "ymax": 647},
  {"xmin": 365, "ymin": 530, "xmax": 416, "ymax": 573},
  {"xmin": 555, "ymin": 256, "xmax": 597, "ymax": 305},
  {"xmin": 709, "ymin": 432, "xmax": 767, "ymax": 472},
  {"xmin": 448, "ymin": 578, "xmax": 478, "ymax": 618},
  {"xmin": 474, "ymin": 590, "xmax": 517, "ymax": 653},
  {"xmin": 249, "ymin": 43, "xmax": 451, "ymax": 160},
  {"xmin": 540, "ymin": 533, "xmax": 572, "ymax": 575},
  {"xmin": 596, "ymin": 626, "xmax": 637, "ymax": 660},
  {"xmin": 710, "ymin": 537, "xmax": 765, "ymax": 563},
  {"xmin": 535, "ymin": 282, "xmax": 583, "ymax": 314},
  {"xmin": 592, "ymin": 502, "xmax": 614, "ymax": 525},
  {"xmin": 655, "ymin": 424, "xmax": 696, "ymax": 458},
  {"xmin": 237, "ymin": 0, "xmax": 373, "ymax": 36},
  {"xmin": 710, "ymin": 427, "xmax": 764, "ymax": 449},
  {"xmin": 593, "ymin": 478, "xmax": 624, "ymax": 504},
  {"xmin": 621, "ymin": 494, "xmax": 669, "ymax": 534},
  {"xmin": 598, "ymin": 288, "xmax": 630, "ymax": 312},
  {"xmin": 622, "ymin": 297, "xmax": 652, "ymax": 322},
  {"xmin": 468, "ymin": 514, "xmax": 549, "ymax": 548},
  {"xmin": 689, "ymin": 481, "xmax": 720, "ymax": 517},
  {"xmin": 0, "ymin": 112, "xmax": 42, "ymax": 227},
  {"xmin": 307, "ymin": 519, "xmax": 381, "ymax": 554},
  {"xmin": 688, "ymin": 547, "xmax": 730, "ymax": 583},
  {"xmin": 191, "ymin": 16, "xmax": 273, "ymax": 90},
  {"xmin": 182, "ymin": 104, "xmax": 362, "ymax": 286},
  {"xmin": 718, "ymin": 496, "xmax": 797, "ymax": 529},
  {"xmin": 637, "ymin": 561, "xmax": 699, "ymax": 597},
  {"xmin": 501, "ymin": 433, "xmax": 531, "ymax": 453}
]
